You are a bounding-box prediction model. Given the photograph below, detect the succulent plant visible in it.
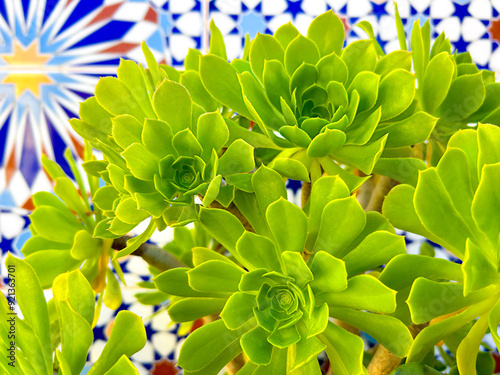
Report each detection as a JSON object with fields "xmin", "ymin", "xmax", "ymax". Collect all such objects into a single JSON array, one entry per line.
[
  {"xmin": 155, "ymin": 166, "xmax": 411, "ymax": 374},
  {"xmin": 381, "ymin": 123, "xmax": 500, "ymax": 375},
  {"xmin": 1, "ymin": 256, "xmax": 146, "ymax": 375},
  {"xmin": 71, "ymin": 44, "xmax": 256, "ymax": 256}
]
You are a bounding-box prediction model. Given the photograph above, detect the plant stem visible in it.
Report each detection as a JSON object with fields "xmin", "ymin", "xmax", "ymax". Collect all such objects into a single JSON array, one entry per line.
[
  {"xmin": 301, "ymin": 181, "xmax": 311, "ymax": 208},
  {"xmin": 364, "ymin": 176, "xmax": 398, "ymax": 213},
  {"xmin": 111, "ymin": 237, "xmax": 185, "ymax": 272},
  {"xmin": 367, "ymin": 323, "xmax": 428, "ymax": 375}
]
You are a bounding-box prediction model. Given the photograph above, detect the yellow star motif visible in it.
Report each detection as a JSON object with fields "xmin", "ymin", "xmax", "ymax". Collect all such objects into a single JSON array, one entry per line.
[{"xmin": 2, "ymin": 41, "xmax": 53, "ymax": 97}]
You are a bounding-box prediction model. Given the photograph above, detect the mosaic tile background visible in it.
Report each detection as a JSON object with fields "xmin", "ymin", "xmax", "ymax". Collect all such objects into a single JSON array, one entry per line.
[{"xmin": 1, "ymin": 0, "xmax": 500, "ymax": 373}]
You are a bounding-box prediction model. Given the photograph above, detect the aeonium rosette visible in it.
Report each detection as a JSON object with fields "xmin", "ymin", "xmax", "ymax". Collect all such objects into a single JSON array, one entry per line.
[
  {"xmin": 194, "ymin": 11, "xmax": 440, "ymax": 191},
  {"xmin": 155, "ymin": 167, "xmax": 413, "ymax": 374},
  {"xmin": 70, "ymin": 44, "xmax": 255, "ymax": 253}
]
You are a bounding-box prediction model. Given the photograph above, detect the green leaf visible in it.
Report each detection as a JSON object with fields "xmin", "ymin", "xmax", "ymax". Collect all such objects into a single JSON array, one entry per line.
[
  {"xmin": 374, "ymin": 51, "xmax": 412, "ymax": 77},
  {"xmin": 115, "ymin": 197, "xmax": 150, "ymax": 224},
  {"xmin": 141, "ymin": 42, "xmax": 162, "ymax": 86},
  {"xmin": 332, "ymin": 134, "xmax": 387, "ymax": 174},
  {"xmin": 239, "ymin": 71, "xmax": 287, "ymax": 131},
  {"xmin": 456, "ymin": 313, "xmax": 489, "ymax": 375},
  {"xmin": 407, "ymin": 296, "xmax": 496, "ymax": 363},
  {"xmin": 122, "ymin": 143, "xmax": 158, "ymax": 181},
  {"xmin": 178, "ymin": 319, "xmax": 253, "ymax": 372},
  {"xmin": 341, "ymin": 40, "xmax": 377, "ymax": 86},
  {"xmin": 88, "ymin": 311, "xmax": 146, "ymax": 375},
  {"xmin": 240, "ymin": 326, "xmax": 273, "ymax": 365},
  {"xmin": 305, "ymin": 175, "xmax": 350, "ymax": 250},
  {"xmin": 407, "ymin": 278, "xmax": 494, "ymax": 324},
  {"xmin": 218, "ymin": 139, "xmax": 254, "ymax": 176},
  {"xmin": 6, "ymin": 255, "xmax": 52, "ymax": 374},
  {"xmin": 330, "ymin": 307, "xmax": 413, "ymax": 358},
  {"xmin": 154, "ymin": 268, "xmax": 226, "ymax": 298},
  {"xmin": 111, "ymin": 115, "xmax": 142, "ymax": 150},
  {"xmin": 268, "ymin": 324, "xmax": 301, "ymax": 348},
  {"xmin": 317, "ymin": 275, "xmax": 396, "ymax": 313},
  {"xmin": 373, "ymin": 157, "xmax": 427, "ymax": 186},
  {"xmin": 463, "ymin": 238, "xmax": 499, "ymax": 295},
  {"xmin": 116, "ymin": 58, "xmax": 155, "ymax": 118},
  {"xmin": 58, "ymin": 300, "xmax": 93, "ymax": 375},
  {"xmin": 113, "ymin": 219, "xmax": 157, "ymax": 259},
  {"xmin": 236, "ymin": 231, "xmax": 282, "ymax": 272},
  {"xmin": 313, "ymin": 196, "xmax": 366, "ymax": 257},
  {"xmin": 188, "ymin": 260, "xmax": 245, "ymax": 293},
  {"xmin": 488, "ymin": 297, "xmax": 500, "ymax": 350},
  {"xmin": 267, "ymin": 197, "xmax": 308, "ymax": 254},
  {"xmin": 24, "ymin": 250, "xmax": 81, "ymax": 289},
  {"xmin": 104, "ymin": 355, "xmax": 139, "ymax": 375},
  {"xmin": 282, "ymin": 251, "xmax": 313, "ymax": 287},
  {"xmin": 203, "ymin": 174, "xmax": 222, "ymax": 207},
  {"xmin": 376, "ymin": 69, "xmax": 416, "ymax": 121},
  {"xmin": 291, "ymin": 331, "xmax": 326, "ymax": 371},
  {"xmin": 382, "ymin": 184, "xmax": 438, "ymax": 242},
  {"xmin": 263, "ymin": 60, "xmax": 291, "ymax": 109},
  {"xmin": 95, "ymin": 77, "xmax": 145, "ymax": 121},
  {"xmin": 472, "ymin": 162, "xmax": 500, "ymax": 248},
  {"xmin": 250, "ymin": 34, "xmax": 284, "ymax": 82},
  {"xmin": 29, "ymin": 206, "xmax": 81, "ymax": 243},
  {"xmin": 79, "ymin": 96, "xmax": 113, "ymax": 135},
  {"xmin": 318, "ymin": 321, "xmax": 365, "ymax": 375},
  {"xmin": 307, "ymin": 128, "xmax": 346, "ymax": 158},
  {"xmin": 197, "ymin": 111, "xmax": 229, "ymax": 161},
  {"xmin": 414, "ymin": 168, "xmax": 474, "ymax": 257},
  {"xmin": 342, "ymin": 231, "xmax": 405, "ymax": 278},
  {"xmin": 310, "ymin": 251, "xmax": 347, "ymax": 293},
  {"xmin": 199, "ymin": 207, "xmax": 245, "ymax": 256},
  {"xmin": 152, "ymin": 79, "xmax": 192, "ymax": 134},
  {"xmin": 181, "ymin": 71, "xmax": 219, "ymax": 112},
  {"xmin": 271, "ymin": 158, "xmax": 310, "ymax": 182},
  {"xmin": 53, "ymin": 270, "xmax": 95, "ymax": 325},
  {"xmin": 306, "ymin": 10, "xmax": 344, "ymax": 57},
  {"xmin": 141, "ymin": 118, "xmax": 175, "ymax": 159},
  {"xmin": 252, "ymin": 165, "xmax": 287, "ymax": 218},
  {"xmin": 104, "ymin": 269, "xmax": 122, "ymax": 310},
  {"xmin": 317, "ymin": 52, "xmax": 348, "ymax": 87},
  {"xmin": 347, "ymin": 71, "xmax": 380, "ymax": 113},
  {"xmin": 15, "ymin": 318, "xmax": 49, "ymax": 375},
  {"xmin": 374, "ymin": 111, "xmax": 437, "ymax": 148},
  {"xmin": 438, "ymin": 72, "xmax": 485, "ymax": 121},
  {"xmin": 422, "ymin": 52, "xmax": 455, "ymax": 114},
  {"xmin": 221, "ymin": 292, "xmax": 257, "ymax": 330},
  {"xmin": 284, "ymin": 35, "xmax": 320, "ymax": 75},
  {"xmin": 200, "ymin": 55, "xmax": 252, "ymax": 119},
  {"xmin": 379, "ymin": 254, "xmax": 463, "ymax": 291},
  {"xmin": 391, "ymin": 363, "xmax": 443, "ymax": 375},
  {"xmin": 172, "ymin": 128, "xmax": 203, "ymax": 157},
  {"xmin": 209, "ymin": 20, "xmax": 227, "ymax": 60},
  {"xmin": 274, "ymin": 22, "xmax": 300, "ymax": 50}
]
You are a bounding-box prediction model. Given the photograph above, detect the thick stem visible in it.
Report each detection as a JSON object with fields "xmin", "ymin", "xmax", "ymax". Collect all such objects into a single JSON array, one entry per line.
[
  {"xmin": 364, "ymin": 176, "xmax": 398, "ymax": 213},
  {"xmin": 301, "ymin": 181, "xmax": 311, "ymax": 208},
  {"xmin": 111, "ymin": 237, "xmax": 185, "ymax": 272},
  {"xmin": 367, "ymin": 323, "xmax": 428, "ymax": 375}
]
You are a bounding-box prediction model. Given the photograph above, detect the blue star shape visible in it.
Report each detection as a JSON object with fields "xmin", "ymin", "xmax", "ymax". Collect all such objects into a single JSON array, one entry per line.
[
  {"xmin": 285, "ymin": 0, "xmax": 304, "ymax": 19},
  {"xmin": 452, "ymin": 36, "xmax": 469, "ymax": 53}
]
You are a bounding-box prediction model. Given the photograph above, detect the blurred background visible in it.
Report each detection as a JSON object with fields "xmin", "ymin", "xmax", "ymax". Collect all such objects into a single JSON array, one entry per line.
[{"xmin": 0, "ymin": 0, "xmax": 498, "ymax": 373}]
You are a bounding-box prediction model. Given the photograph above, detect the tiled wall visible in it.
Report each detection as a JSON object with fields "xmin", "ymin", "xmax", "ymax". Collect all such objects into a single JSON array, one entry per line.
[{"xmin": 0, "ymin": 0, "xmax": 499, "ymax": 373}]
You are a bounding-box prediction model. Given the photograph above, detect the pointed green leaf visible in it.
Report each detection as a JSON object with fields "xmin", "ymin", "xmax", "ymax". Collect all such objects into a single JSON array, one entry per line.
[
  {"xmin": 152, "ymin": 79, "xmax": 192, "ymax": 134},
  {"xmin": 188, "ymin": 260, "xmax": 245, "ymax": 293},
  {"xmin": 209, "ymin": 20, "xmax": 227, "ymax": 60},
  {"xmin": 375, "ymin": 69, "xmax": 416, "ymax": 121},
  {"xmin": 267, "ymin": 198, "xmax": 308, "ymax": 254},
  {"xmin": 221, "ymin": 292, "xmax": 257, "ymax": 330},
  {"xmin": 241, "ymin": 326, "xmax": 273, "ymax": 365},
  {"xmin": 313, "ymin": 196, "xmax": 366, "ymax": 257},
  {"xmin": 341, "ymin": 40, "xmax": 377, "ymax": 85},
  {"xmin": 236, "ymin": 231, "xmax": 282, "ymax": 272},
  {"xmin": 284, "ymin": 35, "xmax": 320, "ymax": 75},
  {"xmin": 310, "ymin": 251, "xmax": 347, "ymax": 293},
  {"xmin": 422, "ymin": 52, "xmax": 455, "ymax": 114},
  {"xmin": 218, "ymin": 139, "xmax": 254, "ymax": 176},
  {"xmin": 250, "ymin": 34, "xmax": 284, "ymax": 82},
  {"xmin": 306, "ymin": 10, "xmax": 344, "ymax": 57}
]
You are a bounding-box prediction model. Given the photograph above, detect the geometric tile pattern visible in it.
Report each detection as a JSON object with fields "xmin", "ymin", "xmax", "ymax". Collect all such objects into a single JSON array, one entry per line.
[{"xmin": 0, "ymin": 0, "xmax": 498, "ymax": 373}]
